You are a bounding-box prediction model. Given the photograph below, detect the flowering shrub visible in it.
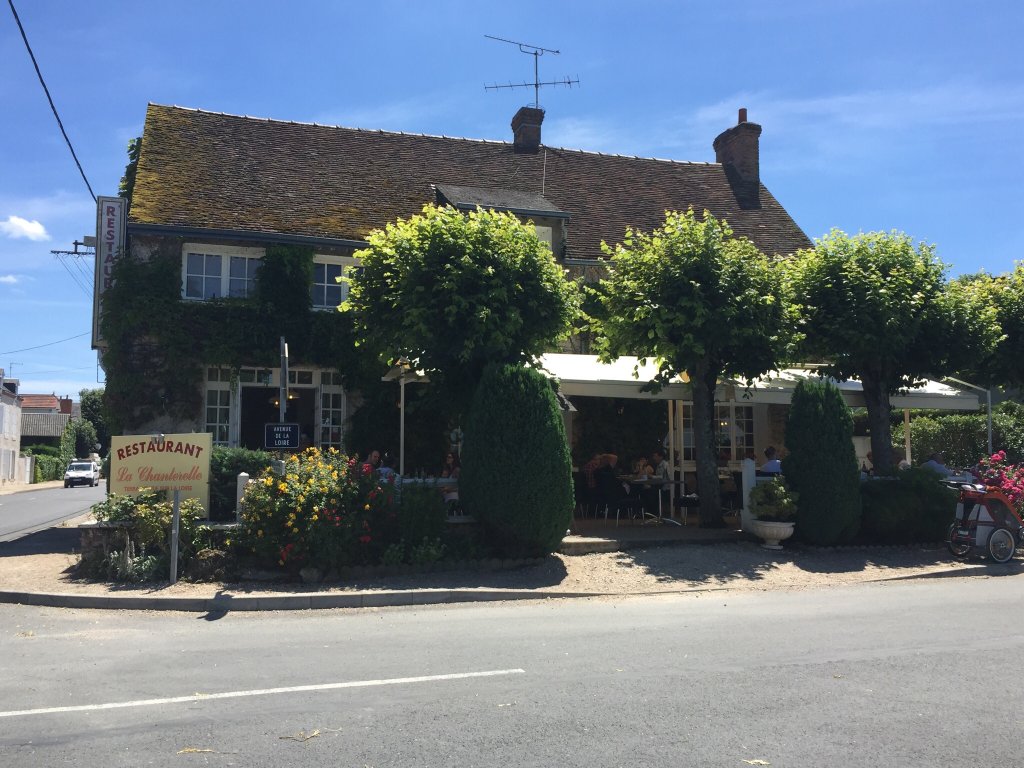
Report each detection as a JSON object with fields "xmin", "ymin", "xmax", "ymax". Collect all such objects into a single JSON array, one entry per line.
[
  {"xmin": 237, "ymin": 448, "xmax": 398, "ymax": 571},
  {"xmin": 973, "ymin": 450, "xmax": 1024, "ymax": 514},
  {"xmin": 87, "ymin": 489, "xmax": 206, "ymax": 581}
]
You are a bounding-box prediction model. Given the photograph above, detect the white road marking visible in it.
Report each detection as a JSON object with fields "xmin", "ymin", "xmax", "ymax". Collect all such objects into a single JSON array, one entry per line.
[{"xmin": 0, "ymin": 668, "xmax": 526, "ymax": 719}]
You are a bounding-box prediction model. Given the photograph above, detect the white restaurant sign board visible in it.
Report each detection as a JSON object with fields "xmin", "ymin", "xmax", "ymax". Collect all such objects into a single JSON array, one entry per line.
[
  {"xmin": 93, "ymin": 195, "xmax": 126, "ymax": 348},
  {"xmin": 110, "ymin": 433, "xmax": 213, "ymax": 513}
]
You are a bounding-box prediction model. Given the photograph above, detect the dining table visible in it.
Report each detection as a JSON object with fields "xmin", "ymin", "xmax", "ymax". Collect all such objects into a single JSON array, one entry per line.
[{"xmin": 618, "ymin": 475, "xmax": 683, "ymax": 526}]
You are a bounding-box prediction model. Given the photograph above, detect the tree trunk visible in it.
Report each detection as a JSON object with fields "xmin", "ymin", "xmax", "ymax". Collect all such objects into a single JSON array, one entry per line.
[
  {"xmin": 861, "ymin": 371, "xmax": 895, "ymax": 476},
  {"xmin": 691, "ymin": 358, "xmax": 724, "ymax": 527}
]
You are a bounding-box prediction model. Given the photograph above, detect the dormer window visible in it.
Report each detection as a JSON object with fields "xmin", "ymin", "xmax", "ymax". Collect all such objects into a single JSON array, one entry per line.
[{"xmin": 433, "ymin": 183, "xmax": 568, "ymax": 257}]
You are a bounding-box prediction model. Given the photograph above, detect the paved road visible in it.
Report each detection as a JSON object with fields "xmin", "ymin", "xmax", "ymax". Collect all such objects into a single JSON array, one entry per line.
[
  {"xmin": 1, "ymin": 576, "xmax": 1021, "ymax": 767},
  {"xmin": 0, "ymin": 484, "xmax": 105, "ymax": 543}
]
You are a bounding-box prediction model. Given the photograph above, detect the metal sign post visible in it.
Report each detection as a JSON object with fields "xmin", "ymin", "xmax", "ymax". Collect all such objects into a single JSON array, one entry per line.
[
  {"xmin": 169, "ymin": 489, "xmax": 181, "ymax": 584},
  {"xmin": 279, "ymin": 337, "xmax": 289, "ymax": 425}
]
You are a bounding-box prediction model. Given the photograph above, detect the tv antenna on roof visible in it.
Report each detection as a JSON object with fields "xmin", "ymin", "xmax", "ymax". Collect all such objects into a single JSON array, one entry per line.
[{"xmin": 484, "ymin": 34, "xmax": 579, "ymax": 109}]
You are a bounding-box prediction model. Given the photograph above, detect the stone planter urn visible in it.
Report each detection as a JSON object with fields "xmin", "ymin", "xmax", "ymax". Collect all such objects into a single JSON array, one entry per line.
[{"xmin": 750, "ymin": 519, "xmax": 795, "ymax": 550}]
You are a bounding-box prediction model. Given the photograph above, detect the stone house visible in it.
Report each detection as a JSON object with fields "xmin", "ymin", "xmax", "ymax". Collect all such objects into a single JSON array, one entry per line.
[{"xmin": 102, "ymin": 102, "xmax": 823, "ymax": 466}]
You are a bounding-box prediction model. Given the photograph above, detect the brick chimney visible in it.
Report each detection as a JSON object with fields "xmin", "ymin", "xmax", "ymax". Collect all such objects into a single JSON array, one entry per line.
[
  {"xmin": 713, "ymin": 108, "xmax": 762, "ymax": 208},
  {"xmin": 59, "ymin": 396, "xmax": 72, "ymax": 415},
  {"xmin": 511, "ymin": 106, "xmax": 544, "ymax": 153}
]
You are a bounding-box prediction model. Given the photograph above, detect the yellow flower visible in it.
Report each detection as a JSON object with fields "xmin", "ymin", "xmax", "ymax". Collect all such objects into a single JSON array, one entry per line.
[
  {"xmin": 364, "ymin": 503, "xmax": 371, "ymax": 511},
  {"xmin": 225, "ymin": 539, "xmax": 232, "ymax": 547},
  {"xmin": 292, "ymin": 527, "xmax": 299, "ymax": 534},
  {"xmin": 311, "ymin": 514, "xmax": 318, "ymax": 521},
  {"xmin": 257, "ymin": 529, "xmax": 263, "ymax": 537},
  {"xmin": 277, "ymin": 482, "xmax": 287, "ymax": 492}
]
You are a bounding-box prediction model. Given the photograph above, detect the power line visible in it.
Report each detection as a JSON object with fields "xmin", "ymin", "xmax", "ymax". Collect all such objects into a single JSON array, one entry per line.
[
  {"xmin": 1, "ymin": 332, "xmax": 90, "ymax": 355},
  {"xmin": 15, "ymin": 365, "xmax": 94, "ymax": 375},
  {"xmin": 7, "ymin": 0, "xmax": 96, "ymax": 202}
]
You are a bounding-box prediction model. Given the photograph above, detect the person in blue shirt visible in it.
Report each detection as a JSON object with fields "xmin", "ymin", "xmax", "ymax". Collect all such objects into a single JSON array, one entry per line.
[
  {"xmin": 920, "ymin": 451, "xmax": 954, "ymax": 477},
  {"xmin": 760, "ymin": 446, "xmax": 782, "ymax": 474}
]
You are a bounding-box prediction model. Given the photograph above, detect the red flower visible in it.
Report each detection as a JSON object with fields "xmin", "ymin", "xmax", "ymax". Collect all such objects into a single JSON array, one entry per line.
[{"xmin": 359, "ymin": 535, "xmax": 372, "ymax": 544}]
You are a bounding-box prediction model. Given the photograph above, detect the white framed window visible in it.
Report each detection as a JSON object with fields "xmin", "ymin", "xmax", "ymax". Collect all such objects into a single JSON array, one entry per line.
[
  {"xmin": 182, "ymin": 244, "xmax": 264, "ymax": 300},
  {"xmin": 311, "ymin": 255, "xmax": 359, "ymax": 310},
  {"xmin": 679, "ymin": 403, "xmax": 755, "ymax": 463},
  {"xmin": 204, "ymin": 366, "xmax": 233, "ymax": 445},
  {"xmin": 319, "ymin": 371, "xmax": 346, "ymax": 448}
]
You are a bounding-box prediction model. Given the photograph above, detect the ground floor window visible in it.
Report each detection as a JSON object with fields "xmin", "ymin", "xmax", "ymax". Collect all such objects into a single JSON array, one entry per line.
[
  {"xmin": 677, "ymin": 403, "xmax": 754, "ymax": 464},
  {"xmin": 205, "ymin": 367, "xmax": 233, "ymax": 446},
  {"xmin": 320, "ymin": 371, "xmax": 346, "ymax": 449}
]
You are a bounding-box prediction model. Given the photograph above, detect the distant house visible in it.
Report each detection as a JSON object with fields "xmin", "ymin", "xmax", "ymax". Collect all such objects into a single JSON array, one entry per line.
[
  {"xmin": 0, "ymin": 383, "xmax": 23, "ymax": 484},
  {"xmin": 103, "ymin": 102, "xmax": 818, "ymax": 460},
  {"xmin": 19, "ymin": 393, "xmax": 72, "ymax": 452}
]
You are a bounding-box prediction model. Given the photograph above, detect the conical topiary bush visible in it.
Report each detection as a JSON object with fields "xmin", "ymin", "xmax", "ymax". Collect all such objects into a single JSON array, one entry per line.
[
  {"xmin": 782, "ymin": 379, "xmax": 861, "ymax": 545},
  {"xmin": 460, "ymin": 363, "xmax": 574, "ymax": 557}
]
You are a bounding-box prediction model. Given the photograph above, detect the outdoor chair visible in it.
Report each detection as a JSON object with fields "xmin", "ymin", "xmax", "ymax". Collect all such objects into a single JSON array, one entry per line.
[{"xmin": 596, "ymin": 473, "xmax": 642, "ymax": 527}]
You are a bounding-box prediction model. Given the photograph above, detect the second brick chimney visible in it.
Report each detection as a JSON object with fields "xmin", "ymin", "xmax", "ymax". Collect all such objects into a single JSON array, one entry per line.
[
  {"xmin": 511, "ymin": 106, "xmax": 544, "ymax": 153},
  {"xmin": 713, "ymin": 108, "xmax": 762, "ymax": 208}
]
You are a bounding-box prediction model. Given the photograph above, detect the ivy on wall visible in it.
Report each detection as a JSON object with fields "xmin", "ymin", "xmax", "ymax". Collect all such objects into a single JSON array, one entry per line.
[{"xmin": 99, "ymin": 238, "xmax": 380, "ymax": 433}]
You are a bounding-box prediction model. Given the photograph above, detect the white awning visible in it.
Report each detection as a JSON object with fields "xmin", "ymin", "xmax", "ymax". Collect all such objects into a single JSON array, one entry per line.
[{"xmin": 538, "ymin": 353, "xmax": 979, "ymax": 410}]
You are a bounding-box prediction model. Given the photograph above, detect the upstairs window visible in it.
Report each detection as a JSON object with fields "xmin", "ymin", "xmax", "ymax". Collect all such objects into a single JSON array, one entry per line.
[
  {"xmin": 311, "ymin": 255, "xmax": 359, "ymax": 310},
  {"xmin": 182, "ymin": 244, "xmax": 264, "ymax": 300}
]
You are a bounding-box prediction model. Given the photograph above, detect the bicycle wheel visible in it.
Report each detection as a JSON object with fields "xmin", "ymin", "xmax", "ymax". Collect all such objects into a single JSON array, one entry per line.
[
  {"xmin": 947, "ymin": 524, "xmax": 970, "ymax": 557},
  {"xmin": 987, "ymin": 528, "xmax": 1016, "ymax": 563}
]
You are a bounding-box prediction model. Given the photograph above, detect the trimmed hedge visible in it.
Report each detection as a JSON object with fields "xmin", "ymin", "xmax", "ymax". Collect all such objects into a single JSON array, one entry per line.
[
  {"xmin": 34, "ymin": 455, "xmax": 64, "ymax": 482},
  {"xmin": 860, "ymin": 468, "xmax": 957, "ymax": 543},
  {"xmin": 460, "ymin": 364, "xmax": 574, "ymax": 557},
  {"xmin": 209, "ymin": 446, "xmax": 273, "ymax": 521},
  {"xmin": 893, "ymin": 404, "xmax": 1024, "ymax": 469},
  {"xmin": 783, "ymin": 379, "xmax": 861, "ymax": 545}
]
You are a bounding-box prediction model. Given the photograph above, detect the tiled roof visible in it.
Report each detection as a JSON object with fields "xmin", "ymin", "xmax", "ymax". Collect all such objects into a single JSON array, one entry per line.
[
  {"xmin": 19, "ymin": 394, "xmax": 60, "ymax": 411},
  {"xmin": 21, "ymin": 412, "xmax": 69, "ymax": 437},
  {"xmin": 130, "ymin": 104, "xmax": 812, "ymax": 260}
]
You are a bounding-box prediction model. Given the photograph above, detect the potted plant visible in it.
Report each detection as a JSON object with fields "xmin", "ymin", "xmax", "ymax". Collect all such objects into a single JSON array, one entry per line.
[{"xmin": 748, "ymin": 477, "xmax": 798, "ymax": 549}]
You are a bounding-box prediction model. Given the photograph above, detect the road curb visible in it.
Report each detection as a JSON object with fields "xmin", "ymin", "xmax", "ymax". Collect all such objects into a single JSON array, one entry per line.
[{"xmin": 0, "ymin": 587, "xmax": 606, "ymax": 612}]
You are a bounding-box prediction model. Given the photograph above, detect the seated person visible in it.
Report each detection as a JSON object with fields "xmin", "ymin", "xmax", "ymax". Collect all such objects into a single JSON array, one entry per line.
[
  {"xmin": 441, "ymin": 451, "xmax": 461, "ymax": 479},
  {"xmin": 759, "ymin": 446, "xmax": 782, "ymax": 474},
  {"xmin": 920, "ymin": 451, "xmax": 954, "ymax": 477},
  {"xmin": 378, "ymin": 453, "xmax": 397, "ymax": 481},
  {"xmin": 651, "ymin": 450, "xmax": 670, "ymax": 481},
  {"xmin": 582, "ymin": 452, "xmax": 618, "ymax": 489}
]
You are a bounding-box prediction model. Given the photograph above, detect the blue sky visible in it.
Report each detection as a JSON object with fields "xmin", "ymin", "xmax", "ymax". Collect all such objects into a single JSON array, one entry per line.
[{"xmin": 2, "ymin": 0, "xmax": 1022, "ymax": 399}]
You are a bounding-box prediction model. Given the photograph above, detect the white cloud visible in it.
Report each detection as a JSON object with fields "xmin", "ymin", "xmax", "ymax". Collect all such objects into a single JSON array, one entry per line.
[
  {"xmin": 651, "ymin": 78, "xmax": 1024, "ymax": 172},
  {"xmin": 544, "ymin": 117, "xmax": 633, "ymax": 155},
  {"xmin": 0, "ymin": 215, "xmax": 51, "ymax": 242},
  {"xmin": 0, "ymin": 274, "xmax": 19, "ymax": 284}
]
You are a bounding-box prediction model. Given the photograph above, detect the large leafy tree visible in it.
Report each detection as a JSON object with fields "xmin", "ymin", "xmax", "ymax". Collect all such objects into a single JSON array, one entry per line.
[
  {"xmin": 345, "ymin": 204, "xmax": 578, "ymax": 405},
  {"xmin": 958, "ymin": 264, "xmax": 1024, "ymax": 388},
  {"xmin": 79, "ymin": 388, "xmax": 110, "ymax": 453},
  {"xmin": 789, "ymin": 230, "xmax": 996, "ymax": 474},
  {"xmin": 596, "ymin": 209, "xmax": 790, "ymax": 527}
]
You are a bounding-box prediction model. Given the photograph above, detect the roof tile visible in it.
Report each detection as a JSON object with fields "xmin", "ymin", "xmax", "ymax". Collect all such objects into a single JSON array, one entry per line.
[{"xmin": 131, "ymin": 104, "xmax": 812, "ymax": 259}]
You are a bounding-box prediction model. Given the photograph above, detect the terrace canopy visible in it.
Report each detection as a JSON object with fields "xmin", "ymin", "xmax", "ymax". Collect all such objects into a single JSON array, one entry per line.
[{"xmin": 538, "ymin": 353, "xmax": 979, "ymax": 410}]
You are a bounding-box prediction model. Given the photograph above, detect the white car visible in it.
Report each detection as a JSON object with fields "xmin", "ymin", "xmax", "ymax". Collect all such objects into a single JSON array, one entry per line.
[{"xmin": 64, "ymin": 461, "xmax": 100, "ymax": 488}]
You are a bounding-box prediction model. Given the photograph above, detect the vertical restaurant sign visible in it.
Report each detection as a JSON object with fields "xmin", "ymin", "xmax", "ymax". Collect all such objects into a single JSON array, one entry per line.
[
  {"xmin": 93, "ymin": 196, "xmax": 126, "ymax": 348},
  {"xmin": 110, "ymin": 433, "xmax": 213, "ymax": 513}
]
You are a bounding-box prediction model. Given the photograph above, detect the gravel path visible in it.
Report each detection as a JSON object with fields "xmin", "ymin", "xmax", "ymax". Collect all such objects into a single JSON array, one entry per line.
[
  {"xmin": 2, "ymin": 534, "xmax": 1019, "ymax": 599},
  {"xmin": 2, "ymin": 483, "xmax": 1021, "ymax": 599}
]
